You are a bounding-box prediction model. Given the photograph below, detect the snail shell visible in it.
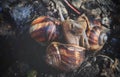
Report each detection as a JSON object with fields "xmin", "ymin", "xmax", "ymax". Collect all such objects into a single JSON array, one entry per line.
[
  {"xmin": 88, "ymin": 26, "xmax": 108, "ymax": 51},
  {"xmin": 46, "ymin": 42, "xmax": 85, "ymax": 72},
  {"xmin": 29, "ymin": 16, "xmax": 61, "ymax": 43}
]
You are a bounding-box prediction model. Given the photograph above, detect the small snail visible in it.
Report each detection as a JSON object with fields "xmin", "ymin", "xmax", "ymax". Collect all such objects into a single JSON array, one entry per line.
[
  {"xmin": 29, "ymin": 16, "xmax": 61, "ymax": 43},
  {"xmin": 87, "ymin": 26, "xmax": 108, "ymax": 51},
  {"xmin": 46, "ymin": 42, "xmax": 85, "ymax": 72}
]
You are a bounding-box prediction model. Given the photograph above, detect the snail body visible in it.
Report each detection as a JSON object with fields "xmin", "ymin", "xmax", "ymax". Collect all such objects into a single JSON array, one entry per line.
[
  {"xmin": 62, "ymin": 19, "xmax": 82, "ymax": 45},
  {"xmin": 46, "ymin": 42, "xmax": 85, "ymax": 72},
  {"xmin": 57, "ymin": 2, "xmax": 89, "ymax": 46},
  {"xmin": 29, "ymin": 16, "xmax": 61, "ymax": 43},
  {"xmin": 62, "ymin": 15, "xmax": 90, "ymax": 48}
]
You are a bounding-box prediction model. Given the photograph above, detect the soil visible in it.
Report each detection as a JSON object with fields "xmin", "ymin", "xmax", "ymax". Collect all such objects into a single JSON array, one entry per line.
[{"xmin": 0, "ymin": 0, "xmax": 120, "ymax": 77}]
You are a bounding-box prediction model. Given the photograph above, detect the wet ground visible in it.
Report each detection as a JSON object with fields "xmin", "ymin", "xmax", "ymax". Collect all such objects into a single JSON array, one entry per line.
[{"xmin": 0, "ymin": 0, "xmax": 120, "ymax": 77}]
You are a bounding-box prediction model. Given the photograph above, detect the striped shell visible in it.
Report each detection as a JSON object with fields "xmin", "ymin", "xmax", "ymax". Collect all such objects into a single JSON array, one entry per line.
[
  {"xmin": 29, "ymin": 16, "xmax": 61, "ymax": 43},
  {"xmin": 46, "ymin": 42, "xmax": 85, "ymax": 72},
  {"xmin": 88, "ymin": 26, "xmax": 108, "ymax": 51}
]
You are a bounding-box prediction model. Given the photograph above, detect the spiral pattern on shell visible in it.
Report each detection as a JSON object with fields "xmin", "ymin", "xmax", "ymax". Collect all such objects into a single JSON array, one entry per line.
[
  {"xmin": 88, "ymin": 26, "xmax": 108, "ymax": 51},
  {"xmin": 29, "ymin": 16, "xmax": 61, "ymax": 43},
  {"xmin": 46, "ymin": 42, "xmax": 85, "ymax": 72}
]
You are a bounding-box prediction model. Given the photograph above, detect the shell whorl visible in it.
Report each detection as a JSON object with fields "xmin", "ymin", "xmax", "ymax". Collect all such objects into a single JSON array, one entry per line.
[
  {"xmin": 88, "ymin": 26, "xmax": 101, "ymax": 45},
  {"xmin": 46, "ymin": 42, "xmax": 85, "ymax": 72},
  {"xmin": 88, "ymin": 26, "xmax": 108, "ymax": 51},
  {"xmin": 29, "ymin": 16, "xmax": 60, "ymax": 43},
  {"xmin": 99, "ymin": 32, "xmax": 108, "ymax": 45}
]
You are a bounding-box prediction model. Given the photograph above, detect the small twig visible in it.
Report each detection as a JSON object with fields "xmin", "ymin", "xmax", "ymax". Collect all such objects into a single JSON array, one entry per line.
[{"xmin": 57, "ymin": 2, "xmax": 65, "ymax": 21}]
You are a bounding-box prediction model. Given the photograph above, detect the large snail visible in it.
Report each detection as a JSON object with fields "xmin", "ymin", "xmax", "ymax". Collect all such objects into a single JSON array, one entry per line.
[
  {"xmin": 29, "ymin": 16, "xmax": 61, "ymax": 43},
  {"xmin": 45, "ymin": 42, "xmax": 85, "ymax": 72}
]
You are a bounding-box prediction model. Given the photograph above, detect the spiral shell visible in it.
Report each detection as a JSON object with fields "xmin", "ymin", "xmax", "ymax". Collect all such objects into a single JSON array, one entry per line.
[
  {"xmin": 29, "ymin": 16, "xmax": 61, "ymax": 43},
  {"xmin": 46, "ymin": 42, "xmax": 85, "ymax": 72},
  {"xmin": 88, "ymin": 26, "xmax": 108, "ymax": 51}
]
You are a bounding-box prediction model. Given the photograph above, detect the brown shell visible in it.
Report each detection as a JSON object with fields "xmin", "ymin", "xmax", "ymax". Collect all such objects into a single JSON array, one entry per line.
[
  {"xmin": 88, "ymin": 26, "xmax": 103, "ymax": 51},
  {"xmin": 29, "ymin": 16, "xmax": 60, "ymax": 43},
  {"xmin": 31, "ymin": 16, "xmax": 48, "ymax": 25},
  {"xmin": 46, "ymin": 42, "xmax": 85, "ymax": 72}
]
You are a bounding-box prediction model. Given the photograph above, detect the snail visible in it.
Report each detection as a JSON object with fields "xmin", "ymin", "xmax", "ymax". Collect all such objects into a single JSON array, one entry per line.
[
  {"xmin": 45, "ymin": 42, "xmax": 85, "ymax": 72},
  {"xmin": 57, "ymin": 2, "xmax": 108, "ymax": 51},
  {"xmin": 87, "ymin": 25, "xmax": 108, "ymax": 51},
  {"xmin": 29, "ymin": 16, "xmax": 61, "ymax": 43}
]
